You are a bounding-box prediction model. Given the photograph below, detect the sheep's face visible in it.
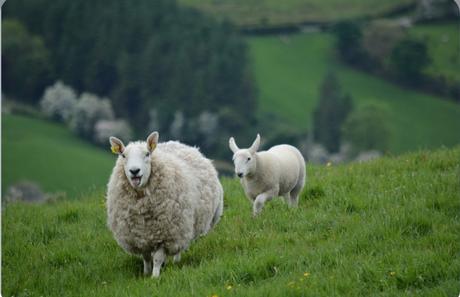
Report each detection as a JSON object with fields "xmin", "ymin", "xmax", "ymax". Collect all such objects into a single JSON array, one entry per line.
[
  {"xmin": 229, "ymin": 134, "xmax": 260, "ymax": 179},
  {"xmin": 110, "ymin": 132, "xmax": 159, "ymax": 189},
  {"xmin": 232, "ymin": 150, "xmax": 257, "ymax": 178},
  {"xmin": 121, "ymin": 144, "xmax": 152, "ymax": 188}
]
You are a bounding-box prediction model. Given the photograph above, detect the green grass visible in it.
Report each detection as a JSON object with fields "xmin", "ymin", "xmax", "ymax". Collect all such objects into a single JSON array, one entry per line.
[
  {"xmin": 248, "ymin": 33, "xmax": 460, "ymax": 153},
  {"xmin": 409, "ymin": 21, "xmax": 460, "ymax": 83},
  {"xmin": 178, "ymin": 0, "xmax": 415, "ymax": 28},
  {"xmin": 1, "ymin": 114, "xmax": 114, "ymax": 197},
  {"xmin": 3, "ymin": 147, "xmax": 460, "ymax": 296}
]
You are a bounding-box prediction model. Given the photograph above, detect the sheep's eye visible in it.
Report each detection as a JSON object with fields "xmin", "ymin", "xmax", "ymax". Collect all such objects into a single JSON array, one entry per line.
[
  {"xmin": 145, "ymin": 152, "xmax": 150, "ymax": 157},
  {"xmin": 121, "ymin": 154, "xmax": 126, "ymax": 158},
  {"xmin": 247, "ymin": 157, "xmax": 251, "ymax": 161}
]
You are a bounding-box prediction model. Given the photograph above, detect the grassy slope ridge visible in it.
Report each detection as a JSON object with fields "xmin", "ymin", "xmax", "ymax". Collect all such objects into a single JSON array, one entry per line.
[
  {"xmin": 1, "ymin": 114, "xmax": 114, "ymax": 197},
  {"xmin": 178, "ymin": 0, "xmax": 415, "ymax": 27},
  {"xmin": 3, "ymin": 147, "xmax": 460, "ymax": 296},
  {"xmin": 248, "ymin": 33, "xmax": 460, "ymax": 153}
]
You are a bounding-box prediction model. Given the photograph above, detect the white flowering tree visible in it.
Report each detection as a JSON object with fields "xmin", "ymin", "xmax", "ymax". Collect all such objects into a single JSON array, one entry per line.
[
  {"xmin": 70, "ymin": 93, "xmax": 115, "ymax": 139},
  {"xmin": 94, "ymin": 119, "xmax": 133, "ymax": 145},
  {"xmin": 40, "ymin": 81, "xmax": 77, "ymax": 123}
]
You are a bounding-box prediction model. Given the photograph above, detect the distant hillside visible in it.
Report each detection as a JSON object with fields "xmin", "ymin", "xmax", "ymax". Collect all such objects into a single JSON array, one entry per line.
[
  {"xmin": 2, "ymin": 114, "xmax": 114, "ymax": 197},
  {"xmin": 248, "ymin": 33, "xmax": 460, "ymax": 153},
  {"xmin": 3, "ymin": 147, "xmax": 459, "ymax": 296},
  {"xmin": 178, "ymin": 0, "xmax": 415, "ymax": 28}
]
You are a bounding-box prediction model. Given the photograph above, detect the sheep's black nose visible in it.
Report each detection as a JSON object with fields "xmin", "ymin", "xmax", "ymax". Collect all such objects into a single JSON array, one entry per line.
[
  {"xmin": 237, "ymin": 173, "xmax": 243, "ymax": 178},
  {"xmin": 130, "ymin": 168, "xmax": 140, "ymax": 176}
]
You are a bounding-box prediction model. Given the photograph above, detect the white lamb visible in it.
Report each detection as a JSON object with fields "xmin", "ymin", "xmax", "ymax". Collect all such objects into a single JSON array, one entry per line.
[
  {"xmin": 106, "ymin": 132, "xmax": 223, "ymax": 278},
  {"xmin": 229, "ymin": 134, "xmax": 306, "ymax": 217}
]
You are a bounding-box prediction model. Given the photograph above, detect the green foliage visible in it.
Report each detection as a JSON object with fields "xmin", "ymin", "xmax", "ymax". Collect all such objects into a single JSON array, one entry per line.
[
  {"xmin": 4, "ymin": 0, "xmax": 257, "ymax": 146},
  {"xmin": 313, "ymin": 72, "xmax": 353, "ymax": 153},
  {"xmin": 332, "ymin": 21, "xmax": 369, "ymax": 67},
  {"xmin": 1, "ymin": 114, "xmax": 114, "ymax": 197},
  {"xmin": 248, "ymin": 33, "xmax": 460, "ymax": 153},
  {"xmin": 342, "ymin": 103, "xmax": 391, "ymax": 154},
  {"xmin": 390, "ymin": 38, "xmax": 431, "ymax": 85},
  {"xmin": 1, "ymin": 18, "xmax": 53, "ymax": 103},
  {"xmin": 3, "ymin": 147, "xmax": 460, "ymax": 296}
]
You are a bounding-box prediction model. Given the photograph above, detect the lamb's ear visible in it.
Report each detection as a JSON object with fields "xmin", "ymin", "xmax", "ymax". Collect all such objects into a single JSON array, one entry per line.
[
  {"xmin": 229, "ymin": 137, "xmax": 239, "ymax": 153},
  {"xmin": 109, "ymin": 137, "xmax": 125, "ymax": 155},
  {"xmin": 249, "ymin": 134, "xmax": 260, "ymax": 154},
  {"xmin": 146, "ymin": 132, "xmax": 159, "ymax": 152}
]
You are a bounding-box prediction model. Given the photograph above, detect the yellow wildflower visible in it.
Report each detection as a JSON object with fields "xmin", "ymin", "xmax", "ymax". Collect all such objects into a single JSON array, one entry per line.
[
  {"xmin": 303, "ymin": 272, "xmax": 310, "ymax": 277},
  {"xmin": 226, "ymin": 285, "xmax": 233, "ymax": 290},
  {"xmin": 326, "ymin": 162, "xmax": 332, "ymax": 167},
  {"xmin": 390, "ymin": 271, "xmax": 396, "ymax": 276}
]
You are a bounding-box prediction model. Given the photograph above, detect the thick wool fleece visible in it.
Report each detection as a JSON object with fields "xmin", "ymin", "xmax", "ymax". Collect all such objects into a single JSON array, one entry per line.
[{"xmin": 107, "ymin": 141, "xmax": 223, "ymax": 257}]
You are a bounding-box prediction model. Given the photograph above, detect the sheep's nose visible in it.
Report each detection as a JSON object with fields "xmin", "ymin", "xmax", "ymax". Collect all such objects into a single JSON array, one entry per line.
[
  {"xmin": 237, "ymin": 172, "xmax": 243, "ymax": 178},
  {"xmin": 130, "ymin": 168, "xmax": 140, "ymax": 176}
]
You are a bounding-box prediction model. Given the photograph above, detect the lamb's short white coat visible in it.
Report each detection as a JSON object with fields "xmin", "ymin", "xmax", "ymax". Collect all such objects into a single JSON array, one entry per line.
[
  {"xmin": 107, "ymin": 132, "xmax": 223, "ymax": 277},
  {"xmin": 229, "ymin": 134, "xmax": 306, "ymax": 216}
]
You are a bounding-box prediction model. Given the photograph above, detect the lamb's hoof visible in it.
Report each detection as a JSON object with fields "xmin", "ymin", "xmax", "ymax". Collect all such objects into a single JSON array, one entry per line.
[
  {"xmin": 173, "ymin": 254, "xmax": 181, "ymax": 263},
  {"xmin": 151, "ymin": 268, "xmax": 161, "ymax": 278}
]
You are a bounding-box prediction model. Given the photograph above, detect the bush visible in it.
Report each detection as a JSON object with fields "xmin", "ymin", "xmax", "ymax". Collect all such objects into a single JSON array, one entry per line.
[
  {"xmin": 332, "ymin": 21, "xmax": 369, "ymax": 67},
  {"xmin": 70, "ymin": 93, "xmax": 114, "ymax": 139},
  {"xmin": 40, "ymin": 81, "xmax": 77, "ymax": 123},
  {"xmin": 342, "ymin": 103, "xmax": 391, "ymax": 155},
  {"xmin": 94, "ymin": 119, "xmax": 133, "ymax": 145},
  {"xmin": 390, "ymin": 38, "xmax": 430, "ymax": 85}
]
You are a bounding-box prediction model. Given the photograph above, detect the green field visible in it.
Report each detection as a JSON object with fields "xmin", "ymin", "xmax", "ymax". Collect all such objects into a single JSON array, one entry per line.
[
  {"xmin": 1, "ymin": 114, "xmax": 114, "ymax": 197},
  {"xmin": 178, "ymin": 0, "xmax": 415, "ymax": 28},
  {"xmin": 248, "ymin": 33, "xmax": 460, "ymax": 153},
  {"xmin": 3, "ymin": 147, "xmax": 460, "ymax": 296},
  {"xmin": 410, "ymin": 22, "xmax": 460, "ymax": 83}
]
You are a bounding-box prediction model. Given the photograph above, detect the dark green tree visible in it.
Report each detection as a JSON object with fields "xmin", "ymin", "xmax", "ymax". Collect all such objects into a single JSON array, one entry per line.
[
  {"xmin": 313, "ymin": 72, "xmax": 353, "ymax": 153},
  {"xmin": 342, "ymin": 103, "xmax": 391, "ymax": 155},
  {"xmin": 390, "ymin": 38, "xmax": 431, "ymax": 85},
  {"xmin": 2, "ymin": 19, "xmax": 53, "ymax": 103},
  {"xmin": 332, "ymin": 21, "xmax": 368, "ymax": 67}
]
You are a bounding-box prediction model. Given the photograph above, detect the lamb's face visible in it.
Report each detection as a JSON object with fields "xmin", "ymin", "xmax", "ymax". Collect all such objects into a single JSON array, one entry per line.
[
  {"xmin": 110, "ymin": 132, "xmax": 159, "ymax": 190},
  {"xmin": 122, "ymin": 143, "xmax": 152, "ymax": 188},
  {"xmin": 232, "ymin": 149, "xmax": 256, "ymax": 178},
  {"xmin": 228, "ymin": 134, "xmax": 261, "ymax": 179}
]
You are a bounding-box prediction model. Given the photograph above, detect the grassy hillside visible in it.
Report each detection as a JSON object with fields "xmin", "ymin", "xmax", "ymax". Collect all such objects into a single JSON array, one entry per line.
[
  {"xmin": 178, "ymin": 0, "xmax": 415, "ymax": 28},
  {"xmin": 3, "ymin": 147, "xmax": 460, "ymax": 296},
  {"xmin": 2, "ymin": 114, "xmax": 114, "ymax": 197},
  {"xmin": 409, "ymin": 21, "xmax": 460, "ymax": 83},
  {"xmin": 248, "ymin": 33, "xmax": 460, "ymax": 153}
]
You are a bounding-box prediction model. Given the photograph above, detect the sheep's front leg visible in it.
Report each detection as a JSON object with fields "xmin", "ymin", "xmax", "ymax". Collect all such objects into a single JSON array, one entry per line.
[
  {"xmin": 152, "ymin": 248, "xmax": 166, "ymax": 278},
  {"xmin": 143, "ymin": 253, "xmax": 152, "ymax": 276},
  {"xmin": 253, "ymin": 189, "xmax": 277, "ymax": 217}
]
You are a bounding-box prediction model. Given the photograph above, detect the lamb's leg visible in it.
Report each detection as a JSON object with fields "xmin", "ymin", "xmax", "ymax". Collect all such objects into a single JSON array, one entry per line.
[
  {"xmin": 253, "ymin": 189, "xmax": 277, "ymax": 217},
  {"xmin": 283, "ymin": 192, "xmax": 292, "ymax": 207},
  {"xmin": 143, "ymin": 253, "xmax": 153, "ymax": 276},
  {"xmin": 173, "ymin": 252, "xmax": 181, "ymax": 263},
  {"xmin": 289, "ymin": 177, "xmax": 305, "ymax": 208},
  {"xmin": 152, "ymin": 248, "xmax": 166, "ymax": 278}
]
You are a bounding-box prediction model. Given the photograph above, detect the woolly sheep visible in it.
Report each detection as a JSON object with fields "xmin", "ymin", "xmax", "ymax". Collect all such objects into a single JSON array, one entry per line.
[
  {"xmin": 229, "ymin": 134, "xmax": 306, "ymax": 217},
  {"xmin": 107, "ymin": 132, "xmax": 223, "ymax": 277}
]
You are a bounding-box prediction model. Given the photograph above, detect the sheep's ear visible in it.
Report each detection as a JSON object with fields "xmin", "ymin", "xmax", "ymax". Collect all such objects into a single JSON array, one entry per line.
[
  {"xmin": 229, "ymin": 137, "xmax": 239, "ymax": 153},
  {"xmin": 109, "ymin": 137, "xmax": 125, "ymax": 155},
  {"xmin": 249, "ymin": 134, "xmax": 260, "ymax": 154},
  {"xmin": 147, "ymin": 131, "xmax": 159, "ymax": 152}
]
